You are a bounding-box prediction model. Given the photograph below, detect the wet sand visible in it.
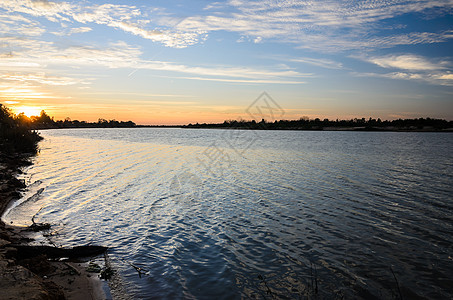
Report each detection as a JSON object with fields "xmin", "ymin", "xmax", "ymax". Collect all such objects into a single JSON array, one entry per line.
[{"xmin": 0, "ymin": 153, "xmax": 107, "ymax": 300}]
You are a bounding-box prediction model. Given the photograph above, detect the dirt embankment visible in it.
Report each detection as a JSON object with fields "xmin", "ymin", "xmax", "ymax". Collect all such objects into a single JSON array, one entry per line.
[{"xmin": 0, "ymin": 153, "xmax": 106, "ymax": 300}]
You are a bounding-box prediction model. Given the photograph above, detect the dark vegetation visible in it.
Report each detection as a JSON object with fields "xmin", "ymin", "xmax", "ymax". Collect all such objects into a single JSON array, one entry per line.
[
  {"xmin": 9, "ymin": 106, "xmax": 136, "ymax": 130},
  {"xmin": 4, "ymin": 103, "xmax": 452, "ymax": 133},
  {"xmin": 0, "ymin": 104, "xmax": 43, "ymax": 155},
  {"xmin": 55, "ymin": 117, "xmax": 136, "ymax": 128},
  {"xmin": 1, "ymin": 104, "xmax": 42, "ymax": 216},
  {"xmin": 184, "ymin": 116, "xmax": 453, "ymax": 131}
]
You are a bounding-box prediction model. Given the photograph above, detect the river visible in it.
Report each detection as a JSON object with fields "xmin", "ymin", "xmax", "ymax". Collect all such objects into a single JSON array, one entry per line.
[{"xmin": 4, "ymin": 128, "xmax": 453, "ymax": 299}]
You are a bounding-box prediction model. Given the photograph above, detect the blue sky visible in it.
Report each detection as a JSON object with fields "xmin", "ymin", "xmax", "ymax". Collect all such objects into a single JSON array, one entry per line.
[{"xmin": 0, "ymin": 0, "xmax": 452, "ymax": 124}]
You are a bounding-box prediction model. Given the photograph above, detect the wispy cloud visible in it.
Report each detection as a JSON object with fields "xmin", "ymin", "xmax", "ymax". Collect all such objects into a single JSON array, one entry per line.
[
  {"xmin": 106, "ymin": 21, "xmax": 205, "ymax": 48},
  {"xmin": 0, "ymin": 13, "xmax": 44, "ymax": 36},
  {"xmin": 0, "ymin": 0, "xmax": 205, "ymax": 48},
  {"xmin": 52, "ymin": 26, "xmax": 92, "ymax": 36},
  {"xmin": 174, "ymin": 0, "xmax": 453, "ymax": 51},
  {"xmin": 437, "ymin": 74, "xmax": 453, "ymax": 80},
  {"xmin": 294, "ymin": 31, "xmax": 453, "ymax": 52},
  {"xmin": 139, "ymin": 62, "xmax": 308, "ymax": 80},
  {"xmin": 0, "ymin": 36, "xmax": 306, "ymax": 84},
  {"xmin": 176, "ymin": 76, "xmax": 305, "ymax": 85},
  {"xmin": 0, "ymin": 72, "xmax": 89, "ymax": 85},
  {"xmin": 2, "ymin": 0, "xmax": 452, "ymax": 50},
  {"xmin": 0, "ymin": 0, "xmax": 74, "ymax": 23},
  {"xmin": 364, "ymin": 54, "xmax": 449, "ymax": 71},
  {"xmin": 79, "ymin": 91, "xmax": 196, "ymax": 99},
  {"xmin": 0, "ymin": 37, "xmax": 141, "ymax": 69},
  {"xmin": 353, "ymin": 70, "xmax": 453, "ymax": 86},
  {"xmin": 0, "ymin": 83, "xmax": 65, "ymax": 100},
  {"xmin": 291, "ymin": 57, "xmax": 343, "ymax": 69},
  {"xmin": 4, "ymin": 100, "xmax": 19, "ymax": 104},
  {"xmin": 352, "ymin": 53, "xmax": 453, "ymax": 85}
]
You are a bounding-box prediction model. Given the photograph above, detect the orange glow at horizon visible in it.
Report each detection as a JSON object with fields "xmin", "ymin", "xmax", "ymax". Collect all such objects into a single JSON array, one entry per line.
[
  {"xmin": 14, "ymin": 106, "xmax": 42, "ymax": 118},
  {"xmin": 4, "ymin": 103, "xmax": 388, "ymax": 126},
  {"xmin": 3, "ymin": 101, "xmax": 418, "ymax": 126}
]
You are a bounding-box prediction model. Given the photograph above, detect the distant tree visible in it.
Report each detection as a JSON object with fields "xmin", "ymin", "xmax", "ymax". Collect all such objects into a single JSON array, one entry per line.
[
  {"xmin": 16, "ymin": 112, "xmax": 31, "ymax": 127},
  {"xmin": 29, "ymin": 110, "xmax": 55, "ymax": 128}
]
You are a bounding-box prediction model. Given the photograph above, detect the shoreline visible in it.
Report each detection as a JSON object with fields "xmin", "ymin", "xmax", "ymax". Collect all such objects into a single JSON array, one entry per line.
[
  {"xmin": 0, "ymin": 152, "xmax": 108, "ymax": 300},
  {"xmin": 35, "ymin": 125, "xmax": 453, "ymax": 132}
]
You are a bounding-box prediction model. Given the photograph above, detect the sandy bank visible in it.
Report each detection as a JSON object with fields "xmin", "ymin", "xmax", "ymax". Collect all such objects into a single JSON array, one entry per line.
[{"xmin": 0, "ymin": 153, "xmax": 107, "ymax": 300}]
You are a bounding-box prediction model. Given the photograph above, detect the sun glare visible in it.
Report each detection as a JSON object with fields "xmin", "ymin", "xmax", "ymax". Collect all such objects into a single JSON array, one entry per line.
[{"xmin": 16, "ymin": 106, "xmax": 42, "ymax": 118}]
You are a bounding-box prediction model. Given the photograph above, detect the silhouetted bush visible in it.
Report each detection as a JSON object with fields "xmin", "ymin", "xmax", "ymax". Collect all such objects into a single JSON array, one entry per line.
[{"xmin": 0, "ymin": 104, "xmax": 43, "ymax": 155}]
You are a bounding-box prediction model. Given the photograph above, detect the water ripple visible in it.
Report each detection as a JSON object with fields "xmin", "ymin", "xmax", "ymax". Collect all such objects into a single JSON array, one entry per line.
[{"xmin": 4, "ymin": 129, "xmax": 453, "ymax": 299}]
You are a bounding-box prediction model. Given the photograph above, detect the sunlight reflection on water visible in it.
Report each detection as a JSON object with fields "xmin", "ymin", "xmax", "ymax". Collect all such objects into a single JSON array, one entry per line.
[{"xmin": 5, "ymin": 128, "xmax": 453, "ymax": 299}]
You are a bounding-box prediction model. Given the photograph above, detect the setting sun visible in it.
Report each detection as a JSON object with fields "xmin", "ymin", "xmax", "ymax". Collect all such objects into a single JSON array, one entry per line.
[{"xmin": 15, "ymin": 106, "xmax": 42, "ymax": 118}]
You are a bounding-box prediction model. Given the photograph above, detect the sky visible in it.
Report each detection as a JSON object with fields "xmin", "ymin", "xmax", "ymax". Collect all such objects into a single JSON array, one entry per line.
[{"xmin": 0, "ymin": 0, "xmax": 452, "ymax": 125}]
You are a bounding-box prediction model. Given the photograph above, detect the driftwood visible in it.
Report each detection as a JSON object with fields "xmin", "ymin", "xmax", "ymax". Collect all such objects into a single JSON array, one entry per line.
[
  {"xmin": 27, "ymin": 206, "xmax": 52, "ymax": 232},
  {"xmin": 28, "ymin": 222, "xmax": 51, "ymax": 231},
  {"xmin": 121, "ymin": 258, "xmax": 149, "ymax": 278},
  {"xmin": 8, "ymin": 245, "xmax": 108, "ymax": 259}
]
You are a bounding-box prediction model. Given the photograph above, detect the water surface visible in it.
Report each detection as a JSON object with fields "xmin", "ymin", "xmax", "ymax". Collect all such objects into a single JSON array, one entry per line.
[{"xmin": 5, "ymin": 128, "xmax": 453, "ymax": 299}]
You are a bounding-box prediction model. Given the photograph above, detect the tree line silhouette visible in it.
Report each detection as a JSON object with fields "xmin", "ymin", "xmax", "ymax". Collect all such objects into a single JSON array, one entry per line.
[
  {"xmin": 184, "ymin": 117, "xmax": 453, "ymax": 131},
  {"xmin": 13, "ymin": 109, "xmax": 136, "ymax": 129},
  {"xmin": 2, "ymin": 104, "xmax": 452, "ymax": 138},
  {"xmin": 1, "ymin": 104, "xmax": 139, "ymax": 154}
]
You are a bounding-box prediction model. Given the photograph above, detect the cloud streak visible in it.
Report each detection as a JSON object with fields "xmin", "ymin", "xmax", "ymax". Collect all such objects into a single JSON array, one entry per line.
[
  {"xmin": 0, "ymin": 72, "xmax": 89, "ymax": 85},
  {"xmin": 176, "ymin": 76, "xmax": 305, "ymax": 85},
  {"xmin": 0, "ymin": 0, "xmax": 205, "ymax": 48},
  {"xmin": 353, "ymin": 70, "xmax": 453, "ymax": 86},
  {"xmin": 0, "ymin": 37, "xmax": 306, "ymax": 85},
  {"xmin": 0, "ymin": 13, "xmax": 44, "ymax": 36},
  {"xmin": 353, "ymin": 53, "xmax": 453, "ymax": 85},
  {"xmin": 0, "ymin": 83, "xmax": 64, "ymax": 100},
  {"xmin": 364, "ymin": 54, "xmax": 450, "ymax": 71},
  {"xmin": 174, "ymin": 0, "xmax": 453, "ymax": 51},
  {"xmin": 52, "ymin": 26, "xmax": 92, "ymax": 36},
  {"xmin": 291, "ymin": 57, "xmax": 343, "ymax": 69}
]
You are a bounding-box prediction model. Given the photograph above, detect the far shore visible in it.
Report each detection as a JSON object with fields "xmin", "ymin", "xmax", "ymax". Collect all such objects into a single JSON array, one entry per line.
[
  {"xmin": 12, "ymin": 109, "xmax": 453, "ymax": 132},
  {"xmin": 36, "ymin": 124, "xmax": 453, "ymax": 132}
]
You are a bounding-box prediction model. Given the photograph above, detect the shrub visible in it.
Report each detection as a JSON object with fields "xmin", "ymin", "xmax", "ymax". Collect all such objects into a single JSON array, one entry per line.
[{"xmin": 0, "ymin": 104, "xmax": 43, "ymax": 155}]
